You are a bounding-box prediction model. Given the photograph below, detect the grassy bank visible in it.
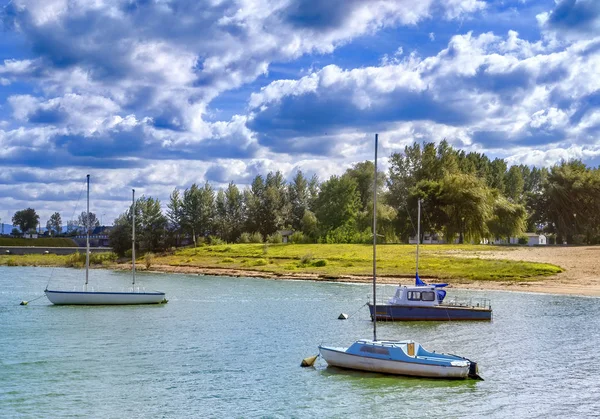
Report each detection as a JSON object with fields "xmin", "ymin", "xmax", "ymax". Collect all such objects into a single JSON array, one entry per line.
[
  {"xmin": 0, "ymin": 251, "xmax": 116, "ymax": 268},
  {"xmin": 0, "ymin": 237, "xmax": 77, "ymax": 247},
  {"xmin": 0, "ymin": 244, "xmax": 563, "ymax": 282},
  {"xmin": 154, "ymin": 243, "xmax": 562, "ymax": 282}
]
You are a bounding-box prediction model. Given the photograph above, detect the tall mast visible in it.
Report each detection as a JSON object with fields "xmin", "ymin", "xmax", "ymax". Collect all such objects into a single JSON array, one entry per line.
[
  {"xmin": 85, "ymin": 174, "xmax": 90, "ymax": 287},
  {"xmin": 416, "ymin": 198, "xmax": 421, "ymax": 275},
  {"xmin": 132, "ymin": 189, "xmax": 136, "ymax": 287},
  {"xmin": 373, "ymin": 134, "xmax": 378, "ymax": 342}
]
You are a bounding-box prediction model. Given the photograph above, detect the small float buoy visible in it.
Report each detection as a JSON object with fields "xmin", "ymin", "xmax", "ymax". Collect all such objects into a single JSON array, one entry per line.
[
  {"xmin": 20, "ymin": 301, "xmax": 28, "ymax": 305},
  {"xmin": 301, "ymin": 355, "xmax": 318, "ymax": 367},
  {"xmin": 338, "ymin": 313, "xmax": 348, "ymax": 320}
]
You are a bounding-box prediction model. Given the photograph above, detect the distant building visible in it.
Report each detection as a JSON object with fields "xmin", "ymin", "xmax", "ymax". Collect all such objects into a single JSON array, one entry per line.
[
  {"xmin": 493, "ymin": 233, "xmax": 547, "ymax": 246},
  {"xmin": 278, "ymin": 229, "xmax": 294, "ymax": 244}
]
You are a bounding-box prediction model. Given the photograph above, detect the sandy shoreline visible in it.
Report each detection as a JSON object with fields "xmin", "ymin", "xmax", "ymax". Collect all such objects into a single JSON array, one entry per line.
[{"xmin": 126, "ymin": 245, "xmax": 600, "ymax": 297}]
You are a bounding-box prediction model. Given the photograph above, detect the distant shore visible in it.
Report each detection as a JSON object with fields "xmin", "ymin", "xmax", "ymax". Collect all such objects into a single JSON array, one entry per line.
[
  {"xmin": 3, "ymin": 244, "xmax": 599, "ymax": 297},
  {"xmin": 128, "ymin": 245, "xmax": 600, "ymax": 297}
]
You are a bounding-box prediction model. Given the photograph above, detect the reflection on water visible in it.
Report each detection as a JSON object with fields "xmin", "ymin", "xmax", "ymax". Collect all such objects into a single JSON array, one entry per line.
[{"xmin": 1, "ymin": 266, "xmax": 600, "ymax": 418}]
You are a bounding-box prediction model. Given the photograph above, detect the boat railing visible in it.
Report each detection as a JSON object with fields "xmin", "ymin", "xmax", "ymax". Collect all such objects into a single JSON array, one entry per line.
[{"xmin": 442, "ymin": 297, "xmax": 491, "ymax": 310}]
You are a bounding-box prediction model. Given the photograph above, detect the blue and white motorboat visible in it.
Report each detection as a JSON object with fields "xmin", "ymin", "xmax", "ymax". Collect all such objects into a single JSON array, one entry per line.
[
  {"xmin": 310, "ymin": 134, "xmax": 483, "ymax": 380},
  {"xmin": 367, "ymin": 197, "xmax": 492, "ymax": 321},
  {"xmin": 318, "ymin": 339, "xmax": 480, "ymax": 379},
  {"xmin": 367, "ymin": 274, "xmax": 492, "ymax": 321}
]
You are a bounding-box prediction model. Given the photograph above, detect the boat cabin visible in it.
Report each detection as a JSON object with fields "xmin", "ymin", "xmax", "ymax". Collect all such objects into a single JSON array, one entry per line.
[{"xmin": 388, "ymin": 285, "xmax": 447, "ymax": 306}]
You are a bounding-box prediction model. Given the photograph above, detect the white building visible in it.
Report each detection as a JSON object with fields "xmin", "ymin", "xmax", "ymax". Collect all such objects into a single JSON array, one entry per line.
[{"xmin": 494, "ymin": 233, "xmax": 547, "ymax": 246}]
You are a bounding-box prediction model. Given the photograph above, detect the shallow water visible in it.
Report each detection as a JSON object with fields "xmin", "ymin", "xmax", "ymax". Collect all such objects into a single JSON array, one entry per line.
[{"xmin": 1, "ymin": 266, "xmax": 599, "ymax": 418}]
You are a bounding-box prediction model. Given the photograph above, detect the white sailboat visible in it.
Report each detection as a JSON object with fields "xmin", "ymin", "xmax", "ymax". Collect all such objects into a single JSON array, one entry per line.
[
  {"xmin": 45, "ymin": 176, "xmax": 167, "ymax": 305},
  {"xmin": 316, "ymin": 135, "xmax": 482, "ymax": 379}
]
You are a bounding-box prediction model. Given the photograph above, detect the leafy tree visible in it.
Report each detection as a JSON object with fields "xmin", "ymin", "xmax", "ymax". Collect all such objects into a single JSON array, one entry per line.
[
  {"xmin": 314, "ymin": 175, "xmax": 361, "ymax": 234},
  {"xmin": 135, "ymin": 195, "xmax": 168, "ymax": 252},
  {"xmin": 12, "ymin": 208, "xmax": 39, "ymax": 234},
  {"xmin": 344, "ymin": 161, "xmax": 386, "ymax": 212},
  {"xmin": 182, "ymin": 183, "xmax": 203, "ymax": 246},
  {"xmin": 542, "ymin": 160, "xmax": 600, "ymax": 243},
  {"xmin": 77, "ymin": 211, "xmax": 100, "ymax": 232},
  {"xmin": 166, "ymin": 188, "xmax": 184, "ymax": 245},
  {"xmin": 223, "ymin": 182, "xmax": 245, "ymax": 242},
  {"xmin": 439, "ymin": 173, "xmax": 492, "ymax": 243},
  {"xmin": 66, "ymin": 220, "xmax": 78, "ymax": 235},
  {"xmin": 504, "ymin": 165, "xmax": 525, "ymax": 202},
  {"xmin": 288, "ymin": 171, "xmax": 310, "ymax": 231},
  {"xmin": 487, "ymin": 195, "xmax": 527, "ymax": 241},
  {"xmin": 301, "ymin": 209, "xmax": 318, "ymax": 241},
  {"xmin": 109, "ymin": 213, "xmax": 131, "ymax": 256},
  {"xmin": 46, "ymin": 212, "xmax": 62, "ymax": 236}
]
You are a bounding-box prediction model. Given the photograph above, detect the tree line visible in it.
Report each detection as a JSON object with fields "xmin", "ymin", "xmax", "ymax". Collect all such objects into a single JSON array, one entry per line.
[{"xmin": 8, "ymin": 140, "xmax": 600, "ymax": 254}]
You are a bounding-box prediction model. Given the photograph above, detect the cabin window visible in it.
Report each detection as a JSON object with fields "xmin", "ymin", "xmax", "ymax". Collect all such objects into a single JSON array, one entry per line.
[
  {"xmin": 421, "ymin": 291, "xmax": 435, "ymax": 301},
  {"xmin": 360, "ymin": 346, "xmax": 390, "ymax": 355},
  {"xmin": 407, "ymin": 291, "xmax": 421, "ymax": 301}
]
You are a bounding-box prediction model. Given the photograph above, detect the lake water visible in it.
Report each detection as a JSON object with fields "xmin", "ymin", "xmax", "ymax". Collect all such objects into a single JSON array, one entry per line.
[{"xmin": 1, "ymin": 266, "xmax": 599, "ymax": 418}]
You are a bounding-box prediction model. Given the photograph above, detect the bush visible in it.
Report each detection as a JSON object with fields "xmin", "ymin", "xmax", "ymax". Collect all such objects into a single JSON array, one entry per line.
[
  {"xmin": 312, "ymin": 259, "xmax": 327, "ymax": 267},
  {"xmin": 66, "ymin": 251, "xmax": 85, "ymax": 267},
  {"xmin": 252, "ymin": 258, "xmax": 268, "ymax": 266},
  {"xmin": 238, "ymin": 232, "xmax": 251, "ymax": 243},
  {"xmin": 207, "ymin": 235, "xmax": 225, "ymax": 245},
  {"xmin": 250, "ymin": 232, "xmax": 264, "ymax": 243},
  {"xmin": 300, "ymin": 253, "xmax": 313, "ymax": 265},
  {"xmin": 517, "ymin": 236, "xmax": 528, "ymax": 245},
  {"xmin": 267, "ymin": 232, "xmax": 282, "ymax": 244},
  {"xmin": 290, "ymin": 231, "xmax": 311, "ymax": 244},
  {"xmin": 144, "ymin": 252, "xmax": 155, "ymax": 269},
  {"xmin": 89, "ymin": 252, "xmax": 118, "ymax": 265},
  {"xmin": 325, "ymin": 225, "xmax": 372, "ymax": 244},
  {"xmin": 221, "ymin": 257, "xmax": 235, "ymax": 263}
]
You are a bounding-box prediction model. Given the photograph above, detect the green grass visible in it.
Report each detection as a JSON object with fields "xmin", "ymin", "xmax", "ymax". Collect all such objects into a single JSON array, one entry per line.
[
  {"xmin": 154, "ymin": 243, "xmax": 563, "ymax": 282},
  {"xmin": 0, "ymin": 237, "xmax": 77, "ymax": 247},
  {"xmin": 0, "ymin": 252, "xmax": 117, "ymax": 268},
  {"xmin": 0, "ymin": 243, "xmax": 563, "ymax": 282}
]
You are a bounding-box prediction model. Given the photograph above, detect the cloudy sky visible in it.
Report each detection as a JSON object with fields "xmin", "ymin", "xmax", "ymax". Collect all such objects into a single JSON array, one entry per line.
[{"xmin": 1, "ymin": 0, "xmax": 599, "ymax": 227}]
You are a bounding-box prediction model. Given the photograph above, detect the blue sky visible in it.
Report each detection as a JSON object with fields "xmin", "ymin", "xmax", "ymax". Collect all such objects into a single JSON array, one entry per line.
[{"xmin": 1, "ymin": 0, "xmax": 599, "ymax": 227}]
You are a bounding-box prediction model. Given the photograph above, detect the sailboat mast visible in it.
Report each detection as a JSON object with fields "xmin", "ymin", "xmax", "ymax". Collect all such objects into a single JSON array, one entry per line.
[
  {"xmin": 416, "ymin": 198, "xmax": 421, "ymax": 275},
  {"xmin": 373, "ymin": 134, "xmax": 378, "ymax": 342},
  {"xmin": 85, "ymin": 174, "xmax": 90, "ymax": 287},
  {"xmin": 132, "ymin": 189, "xmax": 136, "ymax": 287}
]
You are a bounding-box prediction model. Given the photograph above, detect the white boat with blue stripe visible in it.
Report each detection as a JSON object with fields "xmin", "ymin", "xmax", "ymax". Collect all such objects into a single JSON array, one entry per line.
[{"xmin": 319, "ymin": 339, "xmax": 478, "ymax": 379}]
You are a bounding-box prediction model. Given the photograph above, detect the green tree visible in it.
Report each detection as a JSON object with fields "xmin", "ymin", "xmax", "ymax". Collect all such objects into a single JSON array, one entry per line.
[
  {"xmin": 314, "ymin": 175, "xmax": 361, "ymax": 234},
  {"xmin": 12, "ymin": 208, "xmax": 39, "ymax": 234},
  {"xmin": 504, "ymin": 165, "xmax": 525, "ymax": 202},
  {"xmin": 109, "ymin": 213, "xmax": 131, "ymax": 256},
  {"xmin": 166, "ymin": 188, "xmax": 184, "ymax": 244},
  {"xmin": 46, "ymin": 212, "xmax": 62, "ymax": 236},
  {"xmin": 487, "ymin": 195, "xmax": 527, "ymax": 241},
  {"xmin": 288, "ymin": 171, "xmax": 310, "ymax": 231},
  {"xmin": 182, "ymin": 183, "xmax": 203, "ymax": 246},
  {"xmin": 135, "ymin": 195, "xmax": 168, "ymax": 252},
  {"xmin": 439, "ymin": 173, "xmax": 492, "ymax": 243}
]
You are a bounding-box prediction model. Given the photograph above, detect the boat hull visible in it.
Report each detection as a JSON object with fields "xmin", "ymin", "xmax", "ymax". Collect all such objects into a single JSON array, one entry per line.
[
  {"xmin": 45, "ymin": 290, "xmax": 166, "ymax": 305},
  {"xmin": 368, "ymin": 304, "xmax": 492, "ymax": 321},
  {"xmin": 318, "ymin": 346, "xmax": 469, "ymax": 379}
]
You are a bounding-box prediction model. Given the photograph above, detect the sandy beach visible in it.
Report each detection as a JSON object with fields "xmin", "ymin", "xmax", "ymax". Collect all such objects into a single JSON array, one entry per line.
[{"xmin": 138, "ymin": 246, "xmax": 600, "ymax": 298}]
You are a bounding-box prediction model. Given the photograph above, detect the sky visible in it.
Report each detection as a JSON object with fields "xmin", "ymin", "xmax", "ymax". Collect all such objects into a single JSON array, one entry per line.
[{"xmin": 1, "ymin": 0, "xmax": 599, "ymax": 228}]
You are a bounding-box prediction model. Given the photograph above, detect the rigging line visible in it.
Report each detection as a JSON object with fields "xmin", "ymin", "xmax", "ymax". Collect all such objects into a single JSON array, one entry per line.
[
  {"xmin": 346, "ymin": 302, "xmax": 368, "ymax": 319},
  {"xmin": 400, "ymin": 198, "xmax": 417, "ymax": 237}
]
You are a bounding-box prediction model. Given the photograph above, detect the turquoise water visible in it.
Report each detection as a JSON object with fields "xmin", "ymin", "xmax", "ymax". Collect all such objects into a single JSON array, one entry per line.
[{"xmin": 1, "ymin": 266, "xmax": 599, "ymax": 418}]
